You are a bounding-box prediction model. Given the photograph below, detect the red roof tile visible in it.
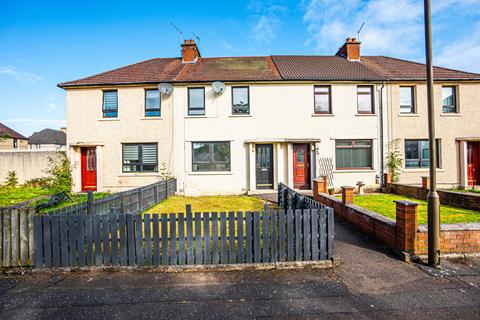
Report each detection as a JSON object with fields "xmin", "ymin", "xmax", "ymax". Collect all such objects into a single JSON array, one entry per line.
[
  {"xmin": 174, "ymin": 56, "xmax": 282, "ymax": 82},
  {"xmin": 361, "ymin": 56, "xmax": 480, "ymax": 80},
  {"xmin": 58, "ymin": 54, "xmax": 480, "ymax": 88},
  {"xmin": 0, "ymin": 123, "xmax": 27, "ymax": 140},
  {"xmin": 58, "ymin": 58, "xmax": 183, "ymax": 87},
  {"xmin": 271, "ymin": 55, "xmax": 384, "ymax": 81}
]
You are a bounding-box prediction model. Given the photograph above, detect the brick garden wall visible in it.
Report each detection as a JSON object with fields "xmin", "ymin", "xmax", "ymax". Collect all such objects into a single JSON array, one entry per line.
[
  {"xmin": 388, "ymin": 183, "xmax": 480, "ymax": 211},
  {"xmin": 313, "ymin": 181, "xmax": 480, "ymax": 257}
]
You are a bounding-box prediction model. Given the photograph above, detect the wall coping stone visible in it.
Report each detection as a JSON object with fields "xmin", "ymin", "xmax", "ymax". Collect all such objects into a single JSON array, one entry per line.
[
  {"xmin": 347, "ymin": 204, "xmax": 396, "ymax": 227},
  {"xmin": 418, "ymin": 222, "xmax": 480, "ymax": 232},
  {"xmin": 394, "ymin": 200, "xmax": 419, "ymax": 206}
]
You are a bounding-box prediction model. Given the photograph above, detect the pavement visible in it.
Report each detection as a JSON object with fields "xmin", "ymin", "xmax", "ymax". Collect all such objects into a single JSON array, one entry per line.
[{"xmin": 1, "ymin": 219, "xmax": 479, "ymax": 319}]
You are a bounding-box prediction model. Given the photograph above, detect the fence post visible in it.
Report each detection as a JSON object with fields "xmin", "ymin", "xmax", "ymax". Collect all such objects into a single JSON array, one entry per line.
[
  {"xmin": 395, "ymin": 200, "xmax": 419, "ymax": 254},
  {"xmin": 139, "ymin": 187, "xmax": 144, "ymax": 213},
  {"xmin": 186, "ymin": 204, "xmax": 192, "ymax": 216},
  {"xmin": 87, "ymin": 191, "xmax": 94, "ymax": 214},
  {"xmin": 119, "ymin": 192, "xmax": 125, "ymax": 214},
  {"xmin": 165, "ymin": 180, "xmax": 169, "ymax": 198}
]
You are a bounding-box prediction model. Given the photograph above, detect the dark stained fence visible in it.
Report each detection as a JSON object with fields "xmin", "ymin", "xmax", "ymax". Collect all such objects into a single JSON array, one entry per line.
[
  {"xmin": 0, "ymin": 208, "xmax": 35, "ymax": 267},
  {"xmin": 34, "ymin": 207, "xmax": 334, "ymax": 268},
  {"xmin": 278, "ymin": 182, "xmax": 326, "ymax": 210},
  {"xmin": 44, "ymin": 179, "xmax": 177, "ymax": 215}
]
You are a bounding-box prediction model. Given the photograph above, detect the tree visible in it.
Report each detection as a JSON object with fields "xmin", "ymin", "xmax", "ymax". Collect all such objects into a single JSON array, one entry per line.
[{"xmin": 5, "ymin": 171, "xmax": 18, "ymax": 187}]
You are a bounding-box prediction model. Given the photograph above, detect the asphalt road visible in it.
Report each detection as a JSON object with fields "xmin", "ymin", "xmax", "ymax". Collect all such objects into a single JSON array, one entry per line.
[{"xmin": 1, "ymin": 220, "xmax": 479, "ymax": 319}]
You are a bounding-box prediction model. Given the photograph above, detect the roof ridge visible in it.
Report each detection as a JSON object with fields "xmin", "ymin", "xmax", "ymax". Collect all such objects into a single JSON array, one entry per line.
[
  {"xmin": 374, "ymin": 55, "xmax": 480, "ymax": 76},
  {"xmin": 58, "ymin": 57, "xmax": 180, "ymax": 87}
]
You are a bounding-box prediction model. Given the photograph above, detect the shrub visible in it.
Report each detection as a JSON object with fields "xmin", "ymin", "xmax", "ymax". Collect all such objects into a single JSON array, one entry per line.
[
  {"xmin": 159, "ymin": 162, "xmax": 174, "ymax": 180},
  {"xmin": 44, "ymin": 151, "xmax": 72, "ymax": 194},
  {"xmin": 5, "ymin": 171, "xmax": 18, "ymax": 187},
  {"xmin": 24, "ymin": 177, "xmax": 50, "ymax": 188},
  {"xmin": 386, "ymin": 139, "xmax": 403, "ymax": 182}
]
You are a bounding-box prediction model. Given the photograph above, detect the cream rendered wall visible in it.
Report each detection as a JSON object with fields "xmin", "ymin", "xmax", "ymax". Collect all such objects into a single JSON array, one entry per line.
[
  {"xmin": 173, "ymin": 82, "xmax": 385, "ymax": 196},
  {"xmin": 66, "ymin": 86, "xmax": 173, "ymax": 192},
  {"xmin": 387, "ymin": 82, "xmax": 480, "ymax": 187}
]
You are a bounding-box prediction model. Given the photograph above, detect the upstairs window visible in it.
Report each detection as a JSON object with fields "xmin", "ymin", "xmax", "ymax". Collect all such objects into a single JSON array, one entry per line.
[
  {"xmin": 103, "ymin": 90, "xmax": 118, "ymax": 118},
  {"xmin": 314, "ymin": 86, "xmax": 331, "ymax": 114},
  {"xmin": 400, "ymin": 86, "xmax": 415, "ymax": 113},
  {"xmin": 145, "ymin": 89, "xmax": 161, "ymax": 117},
  {"xmin": 188, "ymin": 87, "xmax": 205, "ymax": 115},
  {"xmin": 13, "ymin": 139, "xmax": 18, "ymax": 149},
  {"xmin": 442, "ymin": 86, "xmax": 457, "ymax": 113},
  {"xmin": 192, "ymin": 142, "xmax": 230, "ymax": 172},
  {"xmin": 335, "ymin": 140, "xmax": 372, "ymax": 169},
  {"xmin": 232, "ymin": 86, "xmax": 250, "ymax": 115},
  {"xmin": 357, "ymin": 86, "xmax": 374, "ymax": 114},
  {"xmin": 122, "ymin": 143, "xmax": 158, "ymax": 172},
  {"xmin": 405, "ymin": 139, "xmax": 441, "ymax": 169}
]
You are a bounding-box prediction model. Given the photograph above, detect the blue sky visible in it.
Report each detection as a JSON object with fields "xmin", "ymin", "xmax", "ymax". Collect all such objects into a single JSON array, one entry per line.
[{"xmin": 1, "ymin": 0, "xmax": 479, "ymax": 136}]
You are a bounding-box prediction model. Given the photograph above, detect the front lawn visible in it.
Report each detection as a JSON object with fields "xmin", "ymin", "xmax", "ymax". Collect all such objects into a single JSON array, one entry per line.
[
  {"xmin": 0, "ymin": 186, "xmax": 51, "ymax": 207},
  {"xmin": 145, "ymin": 195, "xmax": 266, "ymax": 214},
  {"xmin": 346, "ymin": 194, "xmax": 480, "ymax": 224}
]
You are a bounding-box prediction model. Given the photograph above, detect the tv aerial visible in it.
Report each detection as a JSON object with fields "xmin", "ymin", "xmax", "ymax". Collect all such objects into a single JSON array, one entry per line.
[
  {"xmin": 171, "ymin": 22, "xmax": 183, "ymax": 43},
  {"xmin": 357, "ymin": 22, "xmax": 365, "ymax": 41}
]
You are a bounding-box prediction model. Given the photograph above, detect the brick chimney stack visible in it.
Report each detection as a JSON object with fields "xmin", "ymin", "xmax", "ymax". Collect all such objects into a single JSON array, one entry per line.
[
  {"xmin": 181, "ymin": 39, "xmax": 201, "ymax": 63},
  {"xmin": 336, "ymin": 38, "xmax": 361, "ymax": 61}
]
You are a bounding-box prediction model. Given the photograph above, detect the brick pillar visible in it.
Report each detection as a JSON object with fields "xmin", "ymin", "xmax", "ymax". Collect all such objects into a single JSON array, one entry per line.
[
  {"xmin": 341, "ymin": 186, "xmax": 355, "ymax": 205},
  {"xmin": 422, "ymin": 176, "xmax": 430, "ymax": 190},
  {"xmin": 313, "ymin": 176, "xmax": 327, "ymax": 195},
  {"xmin": 395, "ymin": 200, "xmax": 419, "ymax": 253},
  {"xmin": 384, "ymin": 173, "xmax": 392, "ymax": 185}
]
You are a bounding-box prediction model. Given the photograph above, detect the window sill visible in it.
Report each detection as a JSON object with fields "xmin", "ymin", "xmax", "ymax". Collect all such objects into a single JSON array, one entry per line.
[
  {"xmin": 311, "ymin": 113, "xmax": 334, "ymax": 117},
  {"xmin": 229, "ymin": 114, "xmax": 252, "ymax": 118},
  {"xmin": 398, "ymin": 113, "xmax": 420, "ymax": 117},
  {"xmin": 333, "ymin": 169, "xmax": 376, "ymax": 173},
  {"xmin": 403, "ymin": 168, "xmax": 444, "ymax": 173},
  {"xmin": 98, "ymin": 118, "xmax": 120, "ymax": 121},
  {"xmin": 185, "ymin": 115, "xmax": 207, "ymax": 119},
  {"xmin": 188, "ymin": 171, "xmax": 233, "ymax": 176},
  {"xmin": 118, "ymin": 173, "xmax": 159, "ymax": 177},
  {"xmin": 140, "ymin": 117, "xmax": 163, "ymax": 120},
  {"xmin": 440, "ymin": 113, "xmax": 462, "ymax": 117},
  {"xmin": 355, "ymin": 113, "xmax": 377, "ymax": 117}
]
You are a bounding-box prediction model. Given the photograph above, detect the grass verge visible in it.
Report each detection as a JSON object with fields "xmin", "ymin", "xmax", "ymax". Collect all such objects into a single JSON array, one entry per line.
[{"xmin": 344, "ymin": 193, "xmax": 480, "ymax": 224}]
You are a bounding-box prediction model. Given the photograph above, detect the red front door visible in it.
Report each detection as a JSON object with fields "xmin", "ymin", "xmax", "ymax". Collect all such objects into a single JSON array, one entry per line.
[
  {"xmin": 81, "ymin": 147, "xmax": 97, "ymax": 191},
  {"xmin": 467, "ymin": 142, "xmax": 480, "ymax": 186},
  {"xmin": 293, "ymin": 144, "xmax": 310, "ymax": 189}
]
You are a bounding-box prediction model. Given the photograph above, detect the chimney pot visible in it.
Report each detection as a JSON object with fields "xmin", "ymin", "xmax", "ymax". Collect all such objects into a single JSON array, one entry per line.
[
  {"xmin": 346, "ymin": 37, "xmax": 351, "ymax": 42},
  {"xmin": 190, "ymin": 39, "xmax": 194, "ymax": 44},
  {"xmin": 184, "ymin": 39, "xmax": 188, "ymax": 44},
  {"xmin": 352, "ymin": 38, "xmax": 357, "ymax": 42}
]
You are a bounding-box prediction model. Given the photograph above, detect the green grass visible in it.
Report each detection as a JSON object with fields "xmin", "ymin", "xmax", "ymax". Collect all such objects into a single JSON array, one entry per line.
[
  {"xmin": 145, "ymin": 195, "xmax": 266, "ymax": 214},
  {"xmin": 34, "ymin": 192, "xmax": 111, "ymax": 212},
  {"xmin": 341, "ymin": 193, "xmax": 480, "ymax": 224},
  {"xmin": 0, "ymin": 186, "xmax": 52, "ymax": 207}
]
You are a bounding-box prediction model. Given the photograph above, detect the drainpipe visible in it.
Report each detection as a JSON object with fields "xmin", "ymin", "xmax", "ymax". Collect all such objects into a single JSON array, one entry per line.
[{"xmin": 379, "ymin": 81, "xmax": 385, "ymax": 185}]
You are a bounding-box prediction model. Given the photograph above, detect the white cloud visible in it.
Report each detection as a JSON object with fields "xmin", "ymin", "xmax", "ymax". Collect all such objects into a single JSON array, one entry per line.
[
  {"xmin": 302, "ymin": 0, "xmax": 480, "ymax": 71},
  {"xmin": 44, "ymin": 92, "xmax": 59, "ymax": 113},
  {"xmin": 247, "ymin": 1, "xmax": 287, "ymax": 45},
  {"xmin": 0, "ymin": 65, "xmax": 42, "ymax": 84}
]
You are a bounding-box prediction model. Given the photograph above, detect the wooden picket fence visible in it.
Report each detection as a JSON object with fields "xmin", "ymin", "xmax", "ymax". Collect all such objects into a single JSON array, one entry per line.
[
  {"xmin": 34, "ymin": 207, "xmax": 334, "ymax": 268},
  {"xmin": 0, "ymin": 208, "xmax": 35, "ymax": 267},
  {"xmin": 44, "ymin": 179, "xmax": 177, "ymax": 215}
]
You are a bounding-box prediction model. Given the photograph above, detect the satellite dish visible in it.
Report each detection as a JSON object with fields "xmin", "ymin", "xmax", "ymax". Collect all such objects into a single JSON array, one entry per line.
[
  {"xmin": 212, "ymin": 81, "xmax": 226, "ymax": 95},
  {"xmin": 158, "ymin": 83, "xmax": 173, "ymax": 95}
]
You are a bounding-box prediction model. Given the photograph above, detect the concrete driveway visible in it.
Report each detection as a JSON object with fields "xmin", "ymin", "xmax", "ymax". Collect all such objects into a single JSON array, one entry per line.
[{"xmin": 1, "ymin": 220, "xmax": 479, "ymax": 319}]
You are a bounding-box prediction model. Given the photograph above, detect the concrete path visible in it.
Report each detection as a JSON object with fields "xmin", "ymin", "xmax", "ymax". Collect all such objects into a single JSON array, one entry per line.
[{"xmin": 1, "ymin": 220, "xmax": 479, "ymax": 319}]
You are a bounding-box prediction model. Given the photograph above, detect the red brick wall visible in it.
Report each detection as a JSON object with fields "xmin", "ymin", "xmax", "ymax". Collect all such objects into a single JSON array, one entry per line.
[
  {"xmin": 389, "ymin": 183, "xmax": 480, "ymax": 211},
  {"xmin": 416, "ymin": 225, "xmax": 480, "ymax": 255},
  {"xmin": 314, "ymin": 189, "xmax": 480, "ymax": 256}
]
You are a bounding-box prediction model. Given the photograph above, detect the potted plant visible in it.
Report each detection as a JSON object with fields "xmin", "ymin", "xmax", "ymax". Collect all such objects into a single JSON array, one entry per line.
[{"xmin": 328, "ymin": 187, "xmax": 335, "ymax": 195}]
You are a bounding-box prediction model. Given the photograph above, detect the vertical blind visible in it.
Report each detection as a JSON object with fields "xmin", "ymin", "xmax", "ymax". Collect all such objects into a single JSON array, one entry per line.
[{"xmin": 103, "ymin": 91, "xmax": 118, "ymax": 117}]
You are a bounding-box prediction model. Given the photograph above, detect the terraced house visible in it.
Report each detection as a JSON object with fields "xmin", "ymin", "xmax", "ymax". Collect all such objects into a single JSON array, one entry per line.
[{"xmin": 58, "ymin": 38, "xmax": 480, "ymax": 195}]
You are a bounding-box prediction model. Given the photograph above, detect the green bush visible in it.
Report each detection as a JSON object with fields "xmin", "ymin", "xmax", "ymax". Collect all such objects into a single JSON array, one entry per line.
[
  {"xmin": 5, "ymin": 171, "xmax": 18, "ymax": 187},
  {"xmin": 44, "ymin": 151, "xmax": 72, "ymax": 194}
]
